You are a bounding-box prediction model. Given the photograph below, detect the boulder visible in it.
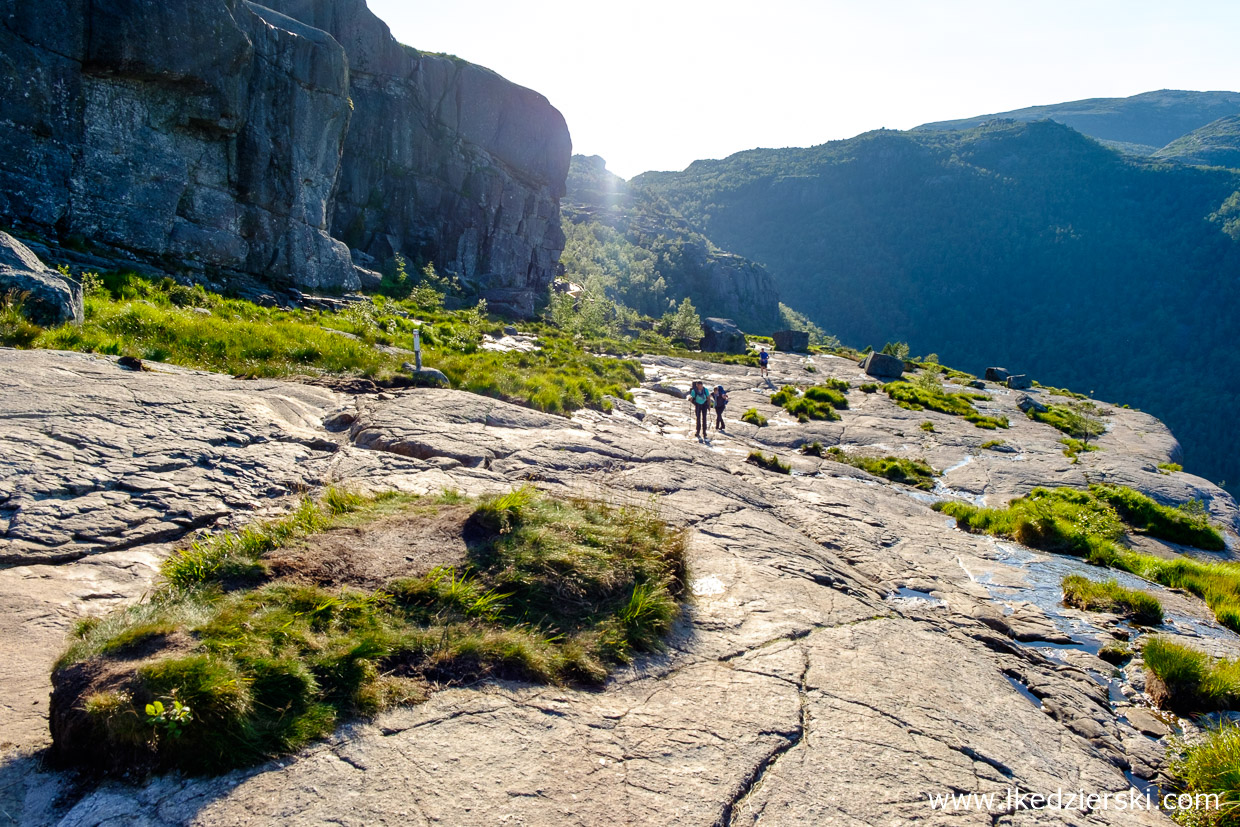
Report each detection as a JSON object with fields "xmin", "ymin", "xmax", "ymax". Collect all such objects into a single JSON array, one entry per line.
[
  {"xmin": 483, "ymin": 287, "xmax": 536, "ymax": 320},
  {"xmin": 355, "ymin": 266, "xmax": 383, "ymax": 292},
  {"xmin": 0, "ymin": 232, "xmax": 83, "ymax": 326},
  {"xmin": 772, "ymin": 329, "xmax": 810, "ymax": 353},
  {"xmin": 699, "ymin": 317, "xmax": 747, "ymax": 355},
  {"xmin": 985, "ymin": 367, "xmax": 1011, "ymax": 381},
  {"xmin": 1016, "ymin": 394, "xmax": 1048, "ymax": 414},
  {"xmin": 861, "ymin": 351, "xmax": 904, "ymax": 379},
  {"xmin": 400, "ymin": 362, "xmax": 449, "ymax": 386},
  {"xmin": 1006, "ymin": 374, "xmax": 1032, "ymax": 390},
  {"xmin": 650, "ymin": 383, "xmax": 687, "ymax": 399}
]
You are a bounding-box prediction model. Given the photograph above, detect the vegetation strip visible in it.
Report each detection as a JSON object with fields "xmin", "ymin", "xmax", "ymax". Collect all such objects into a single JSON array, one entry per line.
[
  {"xmin": 883, "ymin": 378, "xmax": 1008, "ymax": 430},
  {"xmin": 824, "ymin": 447, "xmax": 938, "ymax": 490},
  {"xmin": 1060, "ymin": 574, "xmax": 1163, "ymax": 625},
  {"xmin": 935, "ymin": 485, "xmax": 1233, "ymax": 626},
  {"xmin": 52, "ymin": 487, "xmax": 688, "ymax": 775}
]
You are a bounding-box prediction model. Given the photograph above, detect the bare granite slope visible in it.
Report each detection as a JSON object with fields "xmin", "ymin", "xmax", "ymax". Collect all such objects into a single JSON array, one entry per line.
[{"xmin": 2, "ymin": 347, "xmax": 1236, "ymax": 825}]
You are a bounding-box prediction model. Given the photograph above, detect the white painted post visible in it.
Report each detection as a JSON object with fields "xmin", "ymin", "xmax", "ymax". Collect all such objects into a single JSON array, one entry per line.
[{"xmin": 414, "ymin": 330, "xmax": 422, "ymax": 371}]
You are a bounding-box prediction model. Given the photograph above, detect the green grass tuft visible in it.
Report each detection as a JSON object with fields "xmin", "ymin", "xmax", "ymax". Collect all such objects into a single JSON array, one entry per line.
[
  {"xmin": 1167, "ymin": 721, "xmax": 1240, "ymax": 825},
  {"xmin": 1060, "ymin": 574, "xmax": 1163, "ymax": 625},
  {"xmin": 770, "ymin": 385, "xmax": 845, "ymax": 422},
  {"xmin": 883, "ymin": 381, "xmax": 1008, "ymax": 429},
  {"xmin": 825, "ymin": 447, "xmax": 938, "ymax": 490},
  {"xmin": 741, "ymin": 408, "xmax": 768, "ymax": 427},
  {"xmin": 1143, "ymin": 636, "xmax": 1240, "ymax": 713},
  {"xmin": 747, "ymin": 451, "xmax": 791, "ymax": 474}
]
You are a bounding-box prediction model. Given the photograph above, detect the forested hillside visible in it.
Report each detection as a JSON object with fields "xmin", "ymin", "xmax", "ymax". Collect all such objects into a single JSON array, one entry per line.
[
  {"xmin": 1153, "ymin": 115, "xmax": 1240, "ymax": 169},
  {"xmin": 917, "ymin": 89, "xmax": 1240, "ymax": 155},
  {"xmin": 560, "ymin": 156, "xmax": 781, "ymax": 331},
  {"xmin": 636, "ymin": 120, "xmax": 1240, "ymax": 488}
]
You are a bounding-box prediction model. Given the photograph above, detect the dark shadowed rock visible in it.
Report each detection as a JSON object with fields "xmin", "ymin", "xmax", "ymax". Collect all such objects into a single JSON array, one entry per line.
[
  {"xmin": 0, "ymin": 0, "xmax": 570, "ymax": 302},
  {"xmin": 772, "ymin": 329, "xmax": 810, "ymax": 353},
  {"xmin": 700, "ymin": 317, "xmax": 747, "ymax": 354},
  {"xmin": 861, "ymin": 351, "xmax": 904, "ymax": 378},
  {"xmin": 1017, "ymin": 394, "xmax": 1049, "ymax": 414},
  {"xmin": 986, "ymin": 367, "xmax": 1012, "ymax": 381},
  {"xmin": 0, "ymin": 232, "xmax": 82, "ymax": 326},
  {"xmin": 483, "ymin": 287, "xmax": 536, "ymax": 320},
  {"xmin": 1007, "ymin": 374, "xmax": 1033, "ymax": 390}
]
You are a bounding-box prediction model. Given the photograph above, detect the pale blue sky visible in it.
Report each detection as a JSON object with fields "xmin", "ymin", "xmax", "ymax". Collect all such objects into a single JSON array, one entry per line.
[{"xmin": 367, "ymin": 1, "xmax": 1240, "ymax": 178}]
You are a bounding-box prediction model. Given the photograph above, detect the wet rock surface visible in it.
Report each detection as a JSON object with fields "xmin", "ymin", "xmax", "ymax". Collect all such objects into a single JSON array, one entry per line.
[{"xmin": 2, "ymin": 348, "xmax": 1236, "ymax": 824}]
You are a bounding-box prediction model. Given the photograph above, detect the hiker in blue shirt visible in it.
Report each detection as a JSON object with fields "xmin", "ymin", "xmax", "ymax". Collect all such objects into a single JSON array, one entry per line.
[
  {"xmin": 713, "ymin": 385, "xmax": 728, "ymax": 431},
  {"xmin": 759, "ymin": 347, "xmax": 770, "ymax": 379},
  {"xmin": 689, "ymin": 381, "xmax": 712, "ymax": 440}
]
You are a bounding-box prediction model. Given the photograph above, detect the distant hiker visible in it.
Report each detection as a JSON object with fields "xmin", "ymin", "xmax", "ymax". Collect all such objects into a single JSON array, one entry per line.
[
  {"xmin": 759, "ymin": 347, "xmax": 770, "ymax": 379},
  {"xmin": 713, "ymin": 384, "xmax": 728, "ymax": 430},
  {"xmin": 689, "ymin": 381, "xmax": 712, "ymax": 440}
]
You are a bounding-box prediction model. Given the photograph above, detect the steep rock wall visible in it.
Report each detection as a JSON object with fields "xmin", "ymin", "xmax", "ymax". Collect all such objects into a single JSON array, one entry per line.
[
  {"xmin": 262, "ymin": 0, "xmax": 570, "ymax": 300},
  {"xmin": 0, "ymin": 0, "xmax": 570, "ymax": 299}
]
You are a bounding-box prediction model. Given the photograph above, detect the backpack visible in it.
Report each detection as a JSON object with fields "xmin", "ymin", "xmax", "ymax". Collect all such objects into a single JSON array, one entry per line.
[{"xmin": 715, "ymin": 387, "xmax": 728, "ymax": 408}]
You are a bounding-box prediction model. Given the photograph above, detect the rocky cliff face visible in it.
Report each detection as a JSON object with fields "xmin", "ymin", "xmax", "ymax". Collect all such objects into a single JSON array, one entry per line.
[{"xmin": 0, "ymin": 0, "xmax": 570, "ymax": 300}]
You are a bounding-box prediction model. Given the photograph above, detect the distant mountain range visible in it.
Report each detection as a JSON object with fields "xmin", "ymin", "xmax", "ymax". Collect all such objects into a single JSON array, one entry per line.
[
  {"xmin": 917, "ymin": 89, "xmax": 1240, "ymax": 158},
  {"xmin": 634, "ymin": 115, "xmax": 1240, "ymax": 490}
]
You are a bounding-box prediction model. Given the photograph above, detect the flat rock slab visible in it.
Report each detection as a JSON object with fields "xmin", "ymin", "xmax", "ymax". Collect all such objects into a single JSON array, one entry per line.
[{"xmin": 0, "ymin": 349, "xmax": 1224, "ymax": 824}]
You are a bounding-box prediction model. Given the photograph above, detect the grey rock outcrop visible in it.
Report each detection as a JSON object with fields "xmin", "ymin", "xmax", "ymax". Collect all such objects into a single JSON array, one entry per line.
[
  {"xmin": 4, "ymin": 347, "xmax": 1239, "ymax": 824},
  {"xmin": 0, "ymin": 0, "xmax": 570, "ymax": 302},
  {"xmin": 699, "ymin": 317, "xmax": 747, "ymax": 354},
  {"xmin": 986, "ymin": 367, "xmax": 1012, "ymax": 381},
  {"xmin": 1007, "ymin": 373, "xmax": 1033, "ymax": 390},
  {"xmin": 772, "ymin": 328, "xmax": 810, "ymax": 352},
  {"xmin": 0, "ymin": 232, "xmax": 82, "ymax": 325},
  {"xmin": 862, "ymin": 351, "xmax": 905, "ymax": 378}
]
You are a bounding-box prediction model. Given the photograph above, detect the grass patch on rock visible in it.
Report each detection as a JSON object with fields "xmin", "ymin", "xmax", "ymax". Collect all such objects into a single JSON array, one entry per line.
[
  {"xmin": 51, "ymin": 487, "xmax": 688, "ymax": 776},
  {"xmin": 883, "ymin": 381, "xmax": 1008, "ymax": 430},
  {"xmin": 770, "ymin": 384, "xmax": 847, "ymax": 423},
  {"xmin": 1143, "ymin": 636, "xmax": 1240, "ymax": 714},
  {"xmin": 936, "ymin": 485, "xmax": 1234, "ymax": 628},
  {"xmin": 1166, "ymin": 721, "xmax": 1240, "ymax": 825},
  {"xmin": 741, "ymin": 408, "xmax": 768, "ymax": 427},
  {"xmin": 1060, "ymin": 574, "xmax": 1163, "ymax": 625},
  {"xmin": 747, "ymin": 451, "xmax": 791, "ymax": 474},
  {"xmin": 825, "ymin": 447, "xmax": 937, "ymax": 490}
]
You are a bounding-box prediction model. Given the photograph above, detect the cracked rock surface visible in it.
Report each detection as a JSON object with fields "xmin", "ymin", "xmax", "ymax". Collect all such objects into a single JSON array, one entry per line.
[{"xmin": 2, "ymin": 348, "xmax": 1236, "ymax": 825}]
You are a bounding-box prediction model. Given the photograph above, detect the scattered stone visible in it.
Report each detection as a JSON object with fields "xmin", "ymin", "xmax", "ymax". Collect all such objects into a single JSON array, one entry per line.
[
  {"xmin": 772, "ymin": 329, "xmax": 810, "ymax": 353},
  {"xmin": 699, "ymin": 317, "xmax": 747, "ymax": 354},
  {"xmin": 1122, "ymin": 707, "xmax": 1174, "ymax": 738},
  {"xmin": 861, "ymin": 351, "xmax": 904, "ymax": 378},
  {"xmin": 401, "ymin": 363, "xmax": 449, "ymax": 386},
  {"xmin": 0, "ymin": 232, "xmax": 83, "ymax": 326},
  {"xmin": 985, "ymin": 367, "xmax": 1011, "ymax": 381},
  {"xmin": 968, "ymin": 380, "xmax": 986, "ymax": 389},
  {"xmin": 1007, "ymin": 374, "xmax": 1033, "ymax": 390},
  {"xmin": 1016, "ymin": 394, "xmax": 1049, "ymax": 414},
  {"xmin": 116, "ymin": 356, "xmax": 144, "ymax": 371},
  {"xmin": 354, "ymin": 266, "xmax": 383, "ymax": 292},
  {"xmin": 650, "ymin": 382, "xmax": 687, "ymax": 399},
  {"xmin": 605, "ymin": 396, "xmax": 646, "ymax": 420},
  {"xmin": 503, "ymin": 325, "xmax": 519, "ymax": 336},
  {"xmin": 322, "ymin": 410, "xmax": 357, "ymax": 431}
]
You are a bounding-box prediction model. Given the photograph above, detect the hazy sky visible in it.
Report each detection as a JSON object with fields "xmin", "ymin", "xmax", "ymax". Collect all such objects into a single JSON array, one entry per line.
[{"xmin": 366, "ymin": 1, "xmax": 1240, "ymax": 179}]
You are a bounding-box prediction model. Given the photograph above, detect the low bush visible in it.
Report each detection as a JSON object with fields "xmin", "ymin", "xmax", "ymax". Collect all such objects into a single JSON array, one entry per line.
[
  {"xmin": 1158, "ymin": 462, "xmax": 1184, "ymax": 474},
  {"xmin": 859, "ymin": 383, "xmax": 879, "ymax": 393},
  {"xmin": 54, "ymin": 488, "xmax": 688, "ymax": 774},
  {"xmin": 1027, "ymin": 401, "xmax": 1106, "ymax": 442},
  {"xmin": 1090, "ymin": 484, "xmax": 1224, "ymax": 550},
  {"xmin": 920, "ymin": 421, "xmax": 935, "ymax": 432},
  {"xmin": 1097, "ymin": 642, "xmax": 1132, "ymax": 665},
  {"xmin": 747, "ymin": 451, "xmax": 791, "ymax": 474},
  {"xmin": 1060, "ymin": 575, "xmax": 1163, "ymax": 625},
  {"xmin": 980, "ymin": 440, "xmax": 1007, "ymax": 450},
  {"xmin": 825, "ymin": 447, "xmax": 937, "ymax": 490}
]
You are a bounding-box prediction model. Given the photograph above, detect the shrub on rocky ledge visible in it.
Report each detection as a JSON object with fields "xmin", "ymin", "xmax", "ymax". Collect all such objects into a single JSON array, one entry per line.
[
  {"xmin": 50, "ymin": 487, "xmax": 688, "ymax": 776},
  {"xmin": 1060, "ymin": 574, "xmax": 1163, "ymax": 625}
]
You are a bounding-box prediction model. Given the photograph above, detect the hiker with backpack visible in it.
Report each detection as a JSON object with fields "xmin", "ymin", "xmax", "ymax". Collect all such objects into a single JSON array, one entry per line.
[
  {"xmin": 759, "ymin": 347, "xmax": 770, "ymax": 379},
  {"xmin": 689, "ymin": 380, "xmax": 712, "ymax": 441},
  {"xmin": 713, "ymin": 384, "xmax": 728, "ymax": 430}
]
